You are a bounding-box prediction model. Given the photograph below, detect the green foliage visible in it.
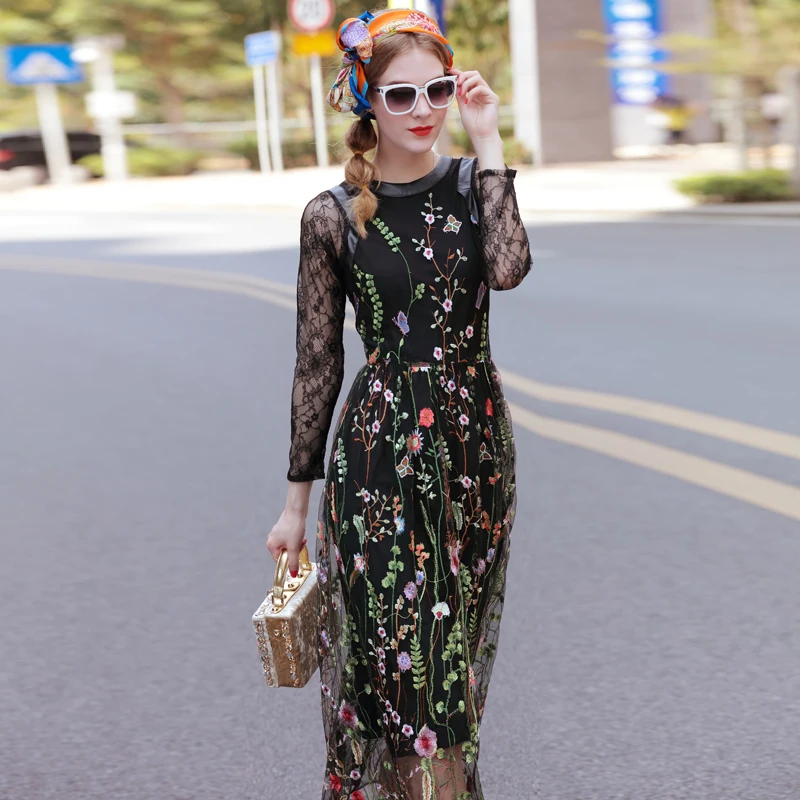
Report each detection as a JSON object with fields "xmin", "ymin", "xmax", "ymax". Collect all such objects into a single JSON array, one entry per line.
[
  {"xmin": 226, "ymin": 134, "xmax": 347, "ymax": 170},
  {"xmin": 78, "ymin": 146, "xmax": 204, "ymax": 176},
  {"xmin": 675, "ymin": 168, "xmax": 793, "ymax": 202}
]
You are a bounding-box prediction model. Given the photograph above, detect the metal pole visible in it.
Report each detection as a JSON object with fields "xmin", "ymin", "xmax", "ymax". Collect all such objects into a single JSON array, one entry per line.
[
  {"xmin": 265, "ymin": 61, "xmax": 284, "ymax": 172},
  {"xmin": 780, "ymin": 66, "xmax": 800, "ymax": 196},
  {"xmin": 253, "ymin": 65, "xmax": 272, "ymax": 173},
  {"xmin": 309, "ymin": 54, "xmax": 329, "ymax": 168},
  {"xmin": 731, "ymin": 75, "xmax": 749, "ymax": 171},
  {"xmin": 34, "ymin": 83, "xmax": 72, "ymax": 185},
  {"xmin": 90, "ymin": 49, "xmax": 128, "ymax": 181}
]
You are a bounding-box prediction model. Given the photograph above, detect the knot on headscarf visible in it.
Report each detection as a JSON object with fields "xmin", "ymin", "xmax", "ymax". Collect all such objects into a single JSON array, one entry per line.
[{"xmin": 327, "ymin": 9, "xmax": 454, "ymax": 121}]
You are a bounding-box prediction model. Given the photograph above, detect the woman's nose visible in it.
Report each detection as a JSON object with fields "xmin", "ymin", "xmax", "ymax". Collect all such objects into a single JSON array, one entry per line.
[{"xmin": 412, "ymin": 93, "xmax": 433, "ymax": 119}]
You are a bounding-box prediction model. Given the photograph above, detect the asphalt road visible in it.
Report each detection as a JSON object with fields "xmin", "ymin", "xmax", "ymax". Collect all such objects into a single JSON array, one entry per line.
[{"xmin": 1, "ymin": 209, "xmax": 798, "ymax": 800}]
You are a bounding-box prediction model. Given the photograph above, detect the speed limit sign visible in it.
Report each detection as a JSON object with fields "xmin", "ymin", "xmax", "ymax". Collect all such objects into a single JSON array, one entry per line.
[{"xmin": 287, "ymin": 0, "xmax": 335, "ymax": 33}]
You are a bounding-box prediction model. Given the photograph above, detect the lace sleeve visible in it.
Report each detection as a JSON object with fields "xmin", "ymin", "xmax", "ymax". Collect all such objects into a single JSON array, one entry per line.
[
  {"xmin": 286, "ymin": 191, "xmax": 348, "ymax": 482},
  {"xmin": 471, "ymin": 161, "xmax": 533, "ymax": 291}
]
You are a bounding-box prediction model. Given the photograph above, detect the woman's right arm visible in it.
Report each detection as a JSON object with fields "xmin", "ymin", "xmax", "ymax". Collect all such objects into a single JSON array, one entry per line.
[{"xmin": 267, "ymin": 192, "xmax": 347, "ymax": 576}]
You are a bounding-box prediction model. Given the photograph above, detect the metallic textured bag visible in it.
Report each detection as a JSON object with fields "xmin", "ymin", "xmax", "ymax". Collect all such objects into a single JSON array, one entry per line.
[{"xmin": 252, "ymin": 544, "xmax": 319, "ymax": 688}]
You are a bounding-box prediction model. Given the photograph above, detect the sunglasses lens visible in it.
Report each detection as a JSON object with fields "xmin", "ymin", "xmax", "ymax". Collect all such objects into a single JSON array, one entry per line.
[
  {"xmin": 385, "ymin": 87, "xmax": 417, "ymax": 113},
  {"xmin": 427, "ymin": 80, "xmax": 455, "ymax": 107}
]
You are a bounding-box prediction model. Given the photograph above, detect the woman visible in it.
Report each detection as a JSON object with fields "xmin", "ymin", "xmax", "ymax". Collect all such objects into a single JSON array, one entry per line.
[{"xmin": 267, "ymin": 8, "xmax": 532, "ymax": 799}]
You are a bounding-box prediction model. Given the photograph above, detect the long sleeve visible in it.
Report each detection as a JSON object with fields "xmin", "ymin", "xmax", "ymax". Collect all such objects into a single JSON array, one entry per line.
[
  {"xmin": 286, "ymin": 192, "xmax": 348, "ymax": 482},
  {"xmin": 471, "ymin": 161, "xmax": 533, "ymax": 291}
]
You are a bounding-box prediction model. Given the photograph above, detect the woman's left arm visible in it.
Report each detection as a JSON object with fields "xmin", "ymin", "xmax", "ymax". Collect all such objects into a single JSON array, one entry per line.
[{"xmin": 451, "ymin": 68, "xmax": 533, "ymax": 291}]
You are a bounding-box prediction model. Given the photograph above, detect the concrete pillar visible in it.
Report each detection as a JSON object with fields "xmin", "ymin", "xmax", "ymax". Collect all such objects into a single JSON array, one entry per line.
[{"xmin": 511, "ymin": 0, "xmax": 614, "ymax": 164}]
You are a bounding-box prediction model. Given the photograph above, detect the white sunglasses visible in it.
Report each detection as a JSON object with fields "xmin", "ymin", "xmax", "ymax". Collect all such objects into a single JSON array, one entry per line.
[{"xmin": 373, "ymin": 75, "xmax": 458, "ymax": 115}]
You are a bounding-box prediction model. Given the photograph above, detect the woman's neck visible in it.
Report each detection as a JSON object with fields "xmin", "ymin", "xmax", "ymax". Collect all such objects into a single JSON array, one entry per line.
[{"xmin": 372, "ymin": 144, "xmax": 439, "ymax": 184}]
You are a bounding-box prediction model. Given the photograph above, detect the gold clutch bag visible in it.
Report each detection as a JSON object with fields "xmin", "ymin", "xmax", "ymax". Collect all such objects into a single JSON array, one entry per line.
[{"xmin": 252, "ymin": 545, "xmax": 319, "ymax": 688}]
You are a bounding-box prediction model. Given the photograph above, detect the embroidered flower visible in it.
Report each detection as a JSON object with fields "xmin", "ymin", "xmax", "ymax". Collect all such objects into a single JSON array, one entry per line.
[
  {"xmin": 372, "ymin": 379, "xmax": 382, "ymax": 393},
  {"xmin": 338, "ymin": 701, "xmax": 359, "ymax": 728},
  {"xmin": 398, "ymin": 651, "xmax": 412, "ymax": 671},
  {"xmin": 320, "ymin": 627, "xmax": 329, "ymax": 649},
  {"xmin": 372, "ymin": 420, "xmax": 381, "ymax": 433},
  {"xmin": 449, "ymin": 542, "xmax": 460, "ymax": 575},
  {"xmin": 404, "ymin": 581, "xmax": 417, "ymax": 600},
  {"xmin": 402, "ymin": 723, "xmax": 414, "ymax": 737},
  {"xmin": 330, "ymin": 775, "xmax": 342, "ymax": 792},
  {"xmin": 413, "ymin": 724, "xmax": 438, "ymax": 758},
  {"xmin": 486, "ymin": 397, "xmax": 493, "ymax": 416},
  {"xmin": 377, "ymin": 646, "xmax": 385, "ymax": 660},
  {"xmin": 351, "ymin": 790, "xmax": 365, "ymax": 800},
  {"xmin": 439, "ymin": 375, "xmax": 446, "ymax": 386},
  {"xmin": 416, "ymin": 569, "xmax": 425, "ymax": 585},
  {"xmin": 446, "ymin": 380, "xmax": 456, "ymax": 393},
  {"xmin": 394, "ymin": 515, "xmax": 405, "ymax": 533},
  {"xmin": 378, "ymin": 661, "xmax": 386, "ymax": 674},
  {"xmin": 423, "ymin": 247, "xmax": 434, "ymax": 260},
  {"xmin": 377, "ymin": 626, "xmax": 387, "ymax": 638},
  {"xmin": 461, "ymin": 475, "xmax": 473, "ymax": 488},
  {"xmin": 424, "ymin": 213, "xmax": 436, "ymax": 224},
  {"xmin": 350, "ymin": 769, "xmax": 361, "ymax": 780},
  {"xmin": 362, "ymin": 489, "xmax": 372, "ymax": 502},
  {"xmin": 383, "ymin": 713, "xmax": 389, "ymax": 725},
  {"xmin": 433, "ymin": 347, "xmax": 443, "ymax": 361},
  {"xmin": 432, "ymin": 601, "xmax": 450, "ymax": 621},
  {"xmin": 475, "ymin": 557, "xmax": 486, "ymax": 575},
  {"xmin": 407, "ymin": 429, "xmax": 424, "ymax": 455},
  {"xmin": 385, "ymin": 699, "xmax": 393, "ymax": 711},
  {"xmin": 391, "ymin": 711, "xmax": 401, "ymax": 724},
  {"xmin": 487, "ymin": 547, "xmax": 496, "ymax": 562},
  {"xmin": 442, "ymin": 297, "xmax": 453, "ymax": 312},
  {"xmin": 469, "ymin": 666, "xmax": 477, "ymax": 687},
  {"xmin": 419, "ymin": 407, "xmax": 434, "ymax": 427},
  {"xmin": 466, "ymin": 325, "xmax": 474, "ymax": 338},
  {"xmin": 354, "ymin": 553, "xmax": 365, "ymax": 572},
  {"xmin": 460, "ymin": 386, "xmax": 469, "ymax": 399},
  {"xmin": 321, "ymin": 683, "xmax": 331, "ymax": 696},
  {"xmin": 384, "ymin": 389, "xmax": 394, "ymax": 402},
  {"xmin": 458, "ymin": 413, "xmax": 469, "ymax": 426}
]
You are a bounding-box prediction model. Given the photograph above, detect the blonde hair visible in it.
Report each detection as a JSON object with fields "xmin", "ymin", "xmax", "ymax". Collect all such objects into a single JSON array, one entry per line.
[{"xmin": 343, "ymin": 31, "xmax": 453, "ymax": 239}]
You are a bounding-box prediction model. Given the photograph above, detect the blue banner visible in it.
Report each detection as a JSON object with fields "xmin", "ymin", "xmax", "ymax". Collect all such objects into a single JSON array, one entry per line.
[
  {"xmin": 430, "ymin": 0, "xmax": 447, "ymax": 36},
  {"xmin": 602, "ymin": 0, "xmax": 668, "ymax": 105}
]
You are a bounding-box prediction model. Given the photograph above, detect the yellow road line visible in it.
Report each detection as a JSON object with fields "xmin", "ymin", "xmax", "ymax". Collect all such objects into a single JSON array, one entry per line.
[
  {"xmin": 497, "ymin": 370, "xmax": 800, "ymax": 462},
  {"xmin": 507, "ymin": 400, "xmax": 800, "ymax": 522},
  {"xmin": 2, "ymin": 253, "xmax": 798, "ymax": 522}
]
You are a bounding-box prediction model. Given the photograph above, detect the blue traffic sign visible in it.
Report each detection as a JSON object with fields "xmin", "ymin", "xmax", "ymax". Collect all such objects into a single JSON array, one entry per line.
[
  {"xmin": 4, "ymin": 43, "xmax": 83, "ymax": 85},
  {"xmin": 603, "ymin": 0, "xmax": 668, "ymax": 105},
  {"xmin": 245, "ymin": 31, "xmax": 282, "ymax": 66}
]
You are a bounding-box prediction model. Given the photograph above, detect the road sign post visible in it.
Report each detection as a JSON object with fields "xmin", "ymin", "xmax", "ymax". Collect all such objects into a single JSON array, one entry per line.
[
  {"xmin": 72, "ymin": 36, "xmax": 130, "ymax": 182},
  {"xmin": 288, "ymin": 0, "xmax": 335, "ymax": 169},
  {"xmin": 245, "ymin": 31, "xmax": 283, "ymax": 173},
  {"xmin": 33, "ymin": 82, "xmax": 72, "ymax": 184},
  {"xmin": 4, "ymin": 43, "xmax": 84, "ymax": 185}
]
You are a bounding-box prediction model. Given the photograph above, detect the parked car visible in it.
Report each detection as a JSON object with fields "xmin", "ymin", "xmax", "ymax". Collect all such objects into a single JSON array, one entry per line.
[{"xmin": 0, "ymin": 130, "xmax": 102, "ymax": 172}]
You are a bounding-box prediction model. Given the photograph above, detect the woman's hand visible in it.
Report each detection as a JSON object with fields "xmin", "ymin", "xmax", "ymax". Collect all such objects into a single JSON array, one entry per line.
[
  {"xmin": 449, "ymin": 67, "xmax": 500, "ymax": 144},
  {"xmin": 266, "ymin": 509, "xmax": 308, "ymax": 578}
]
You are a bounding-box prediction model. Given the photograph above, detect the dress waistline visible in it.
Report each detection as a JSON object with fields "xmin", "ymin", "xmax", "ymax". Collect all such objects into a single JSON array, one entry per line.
[{"xmin": 362, "ymin": 350, "xmax": 493, "ymax": 369}]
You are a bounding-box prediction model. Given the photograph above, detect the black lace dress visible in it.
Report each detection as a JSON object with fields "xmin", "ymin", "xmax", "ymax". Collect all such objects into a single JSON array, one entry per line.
[{"xmin": 287, "ymin": 155, "xmax": 532, "ymax": 800}]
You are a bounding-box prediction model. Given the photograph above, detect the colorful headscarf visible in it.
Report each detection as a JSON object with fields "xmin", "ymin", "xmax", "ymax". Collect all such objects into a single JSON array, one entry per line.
[{"xmin": 327, "ymin": 9, "xmax": 454, "ymax": 121}]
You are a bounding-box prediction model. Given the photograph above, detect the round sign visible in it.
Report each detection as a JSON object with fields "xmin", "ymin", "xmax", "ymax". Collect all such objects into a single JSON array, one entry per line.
[{"xmin": 287, "ymin": 0, "xmax": 335, "ymax": 33}]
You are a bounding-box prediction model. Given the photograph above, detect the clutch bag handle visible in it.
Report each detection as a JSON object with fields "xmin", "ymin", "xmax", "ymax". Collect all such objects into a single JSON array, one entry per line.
[{"xmin": 271, "ymin": 544, "xmax": 313, "ymax": 609}]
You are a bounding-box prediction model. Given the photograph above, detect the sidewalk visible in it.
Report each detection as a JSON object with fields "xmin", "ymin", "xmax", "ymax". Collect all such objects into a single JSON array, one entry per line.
[{"xmin": 1, "ymin": 143, "xmax": 797, "ymax": 219}]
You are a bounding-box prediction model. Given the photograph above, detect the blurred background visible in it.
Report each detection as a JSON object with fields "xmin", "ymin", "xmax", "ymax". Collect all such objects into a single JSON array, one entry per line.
[{"xmin": 2, "ymin": 3, "xmax": 799, "ymax": 800}]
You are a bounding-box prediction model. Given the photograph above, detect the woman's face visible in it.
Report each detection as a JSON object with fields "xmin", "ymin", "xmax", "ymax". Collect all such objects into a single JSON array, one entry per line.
[{"xmin": 367, "ymin": 49, "xmax": 449, "ymax": 155}]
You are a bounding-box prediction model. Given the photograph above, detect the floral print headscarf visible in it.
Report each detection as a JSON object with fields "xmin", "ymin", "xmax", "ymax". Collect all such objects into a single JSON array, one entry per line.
[{"xmin": 327, "ymin": 8, "xmax": 454, "ymax": 121}]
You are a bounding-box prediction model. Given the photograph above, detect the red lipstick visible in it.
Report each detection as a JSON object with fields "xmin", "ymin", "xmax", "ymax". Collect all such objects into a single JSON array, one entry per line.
[{"xmin": 409, "ymin": 126, "xmax": 434, "ymax": 137}]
